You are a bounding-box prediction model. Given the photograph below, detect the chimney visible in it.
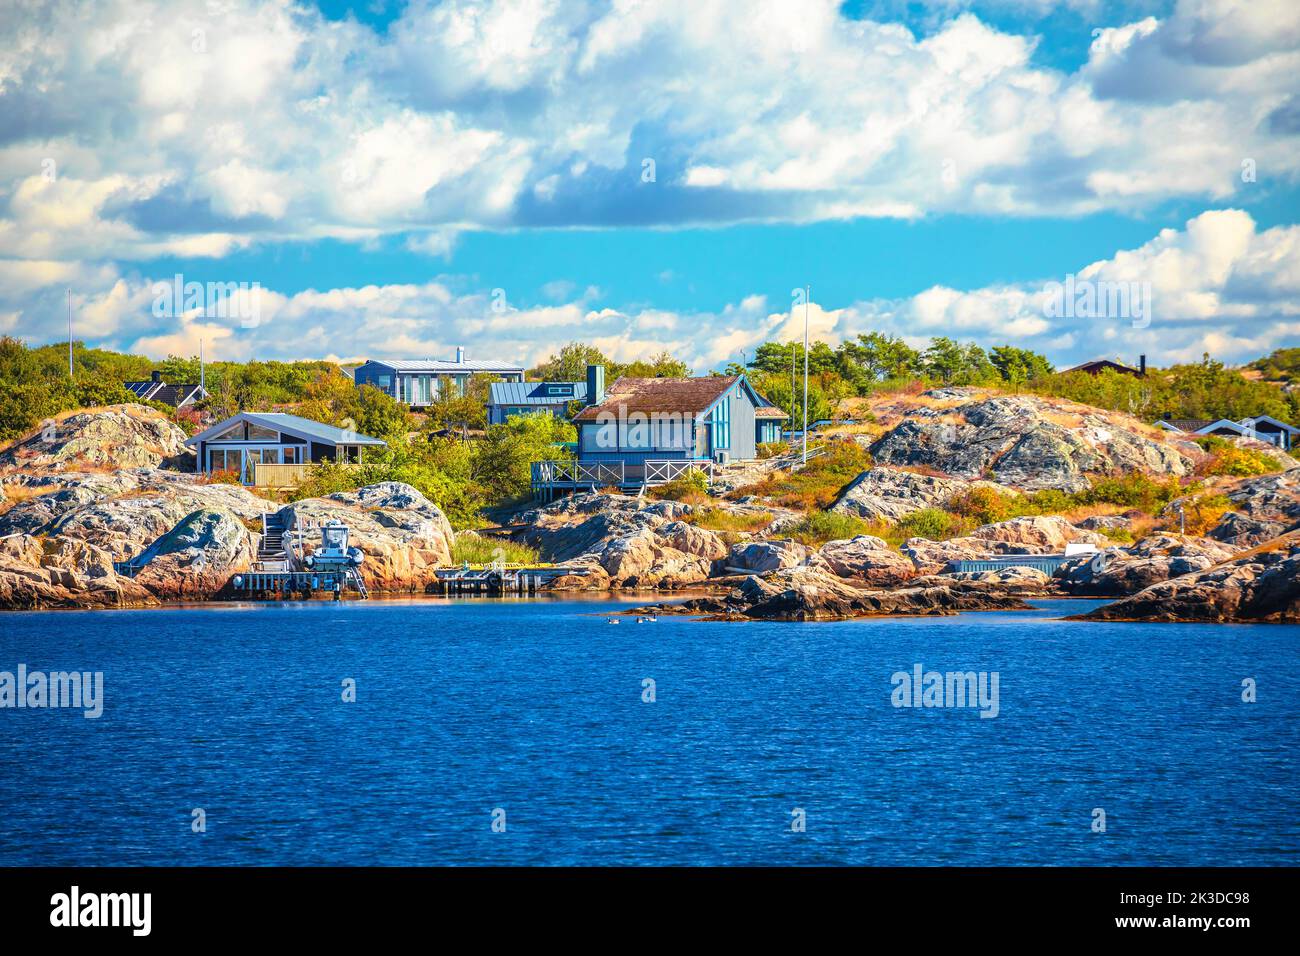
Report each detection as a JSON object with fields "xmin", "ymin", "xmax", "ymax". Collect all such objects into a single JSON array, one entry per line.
[
  {"xmin": 455, "ymin": 346, "xmax": 465, "ymax": 364},
  {"xmin": 585, "ymin": 364, "xmax": 605, "ymax": 406},
  {"xmin": 1138, "ymin": 354, "xmax": 1146, "ymax": 377},
  {"xmin": 151, "ymin": 370, "xmax": 162, "ymax": 383}
]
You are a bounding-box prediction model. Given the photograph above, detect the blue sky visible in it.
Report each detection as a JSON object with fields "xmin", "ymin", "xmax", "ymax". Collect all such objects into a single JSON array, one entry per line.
[{"xmin": 1, "ymin": 0, "xmax": 1297, "ymax": 372}]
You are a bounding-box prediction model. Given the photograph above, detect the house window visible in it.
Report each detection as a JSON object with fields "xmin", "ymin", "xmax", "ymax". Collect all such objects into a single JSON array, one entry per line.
[
  {"xmin": 712, "ymin": 396, "xmax": 731, "ymax": 449},
  {"xmin": 283, "ymin": 447, "xmax": 300, "ymax": 464},
  {"xmin": 377, "ymin": 374, "xmax": 391, "ymax": 389}
]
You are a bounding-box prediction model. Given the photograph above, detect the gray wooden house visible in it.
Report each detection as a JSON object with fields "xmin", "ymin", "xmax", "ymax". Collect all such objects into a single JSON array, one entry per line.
[
  {"xmin": 353, "ymin": 348, "xmax": 524, "ymax": 407},
  {"xmin": 186, "ymin": 412, "xmax": 386, "ymax": 484}
]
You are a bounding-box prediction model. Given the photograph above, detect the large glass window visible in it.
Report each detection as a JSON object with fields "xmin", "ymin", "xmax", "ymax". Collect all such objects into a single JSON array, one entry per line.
[{"xmin": 712, "ymin": 396, "xmax": 731, "ymax": 449}]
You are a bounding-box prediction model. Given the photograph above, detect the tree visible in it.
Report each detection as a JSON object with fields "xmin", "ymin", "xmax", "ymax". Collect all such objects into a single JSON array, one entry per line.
[
  {"xmin": 530, "ymin": 342, "xmax": 611, "ymax": 382},
  {"xmin": 990, "ymin": 345, "xmax": 1054, "ymax": 387},
  {"xmin": 841, "ymin": 332, "xmax": 921, "ymax": 383}
]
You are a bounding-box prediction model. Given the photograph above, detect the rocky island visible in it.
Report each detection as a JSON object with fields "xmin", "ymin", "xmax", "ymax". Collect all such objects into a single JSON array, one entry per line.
[{"xmin": 1, "ymin": 391, "xmax": 1297, "ymax": 623}]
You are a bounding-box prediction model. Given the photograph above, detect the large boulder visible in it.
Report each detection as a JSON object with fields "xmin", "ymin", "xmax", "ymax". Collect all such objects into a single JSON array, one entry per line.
[
  {"xmin": 131, "ymin": 509, "xmax": 258, "ymax": 599},
  {"xmin": 0, "ymin": 534, "xmax": 156, "ymax": 609},
  {"xmin": 654, "ymin": 566, "xmax": 1033, "ymax": 621},
  {"xmin": 0, "ymin": 404, "xmax": 191, "ymax": 473},
  {"xmin": 1056, "ymin": 534, "xmax": 1243, "ymax": 596},
  {"xmin": 723, "ymin": 539, "xmax": 810, "ymax": 573},
  {"xmin": 831, "ymin": 467, "xmax": 1013, "ymax": 522},
  {"xmin": 1204, "ymin": 470, "xmax": 1300, "ymax": 545},
  {"xmin": 278, "ymin": 482, "xmax": 454, "ymax": 592},
  {"xmin": 1076, "ymin": 542, "xmax": 1300, "ymax": 623},
  {"xmin": 866, "ymin": 392, "xmax": 1193, "ymax": 492},
  {"xmin": 807, "ymin": 535, "xmax": 916, "ymax": 586},
  {"xmin": 0, "ymin": 469, "xmax": 276, "ymax": 561}
]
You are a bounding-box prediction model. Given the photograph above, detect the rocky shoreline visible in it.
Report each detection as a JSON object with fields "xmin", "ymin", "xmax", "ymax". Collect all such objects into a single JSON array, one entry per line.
[{"xmin": 2, "ymin": 401, "xmax": 1298, "ymax": 623}]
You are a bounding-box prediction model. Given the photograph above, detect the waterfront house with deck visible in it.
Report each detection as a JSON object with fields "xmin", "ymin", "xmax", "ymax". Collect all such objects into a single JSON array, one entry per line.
[
  {"xmin": 353, "ymin": 349, "xmax": 524, "ymax": 408},
  {"xmin": 531, "ymin": 370, "xmax": 781, "ymax": 497},
  {"xmin": 186, "ymin": 411, "xmax": 387, "ymax": 485}
]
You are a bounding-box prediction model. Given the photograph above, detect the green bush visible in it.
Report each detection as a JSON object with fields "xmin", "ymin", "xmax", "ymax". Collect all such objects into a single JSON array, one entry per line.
[
  {"xmin": 652, "ymin": 468, "xmax": 711, "ymax": 502},
  {"xmin": 786, "ymin": 510, "xmax": 872, "ymax": 546},
  {"xmin": 896, "ymin": 507, "xmax": 968, "ymax": 541},
  {"xmin": 449, "ymin": 536, "xmax": 539, "ymax": 565}
]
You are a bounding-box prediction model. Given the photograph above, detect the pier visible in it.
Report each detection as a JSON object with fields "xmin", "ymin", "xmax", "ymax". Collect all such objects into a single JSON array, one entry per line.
[{"xmin": 430, "ymin": 563, "xmax": 590, "ymax": 595}]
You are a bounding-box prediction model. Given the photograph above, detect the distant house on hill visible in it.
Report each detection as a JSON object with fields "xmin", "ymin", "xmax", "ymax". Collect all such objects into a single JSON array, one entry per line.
[
  {"xmin": 353, "ymin": 348, "xmax": 524, "ymax": 407},
  {"xmin": 1157, "ymin": 415, "xmax": 1298, "ymax": 451},
  {"xmin": 186, "ymin": 411, "xmax": 386, "ymax": 485},
  {"xmin": 124, "ymin": 371, "xmax": 207, "ymax": 408},
  {"xmin": 1063, "ymin": 355, "xmax": 1146, "ymax": 378},
  {"xmin": 531, "ymin": 369, "xmax": 782, "ymax": 497}
]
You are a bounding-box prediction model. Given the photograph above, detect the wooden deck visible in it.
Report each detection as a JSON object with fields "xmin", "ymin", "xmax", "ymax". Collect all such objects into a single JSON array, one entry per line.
[{"xmin": 530, "ymin": 458, "xmax": 714, "ymax": 499}]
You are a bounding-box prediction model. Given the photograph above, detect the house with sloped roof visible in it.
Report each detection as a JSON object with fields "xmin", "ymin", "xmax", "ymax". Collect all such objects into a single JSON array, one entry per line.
[
  {"xmin": 353, "ymin": 348, "xmax": 524, "ymax": 407},
  {"xmin": 531, "ymin": 369, "xmax": 782, "ymax": 497},
  {"xmin": 186, "ymin": 411, "xmax": 386, "ymax": 485},
  {"xmin": 1157, "ymin": 414, "xmax": 1299, "ymax": 451},
  {"xmin": 124, "ymin": 371, "xmax": 207, "ymax": 408}
]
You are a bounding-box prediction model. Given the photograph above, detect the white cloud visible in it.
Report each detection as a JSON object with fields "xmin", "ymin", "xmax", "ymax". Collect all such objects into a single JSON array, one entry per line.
[
  {"xmin": 10, "ymin": 208, "xmax": 1293, "ymax": 371},
  {"xmin": 0, "ymin": 0, "xmax": 1295, "ymax": 264}
]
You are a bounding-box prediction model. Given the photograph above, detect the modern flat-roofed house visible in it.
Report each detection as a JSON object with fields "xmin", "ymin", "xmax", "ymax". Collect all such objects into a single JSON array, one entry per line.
[
  {"xmin": 186, "ymin": 411, "xmax": 386, "ymax": 485},
  {"xmin": 487, "ymin": 380, "xmax": 589, "ymax": 424},
  {"xmin": 353, "ymin": 348, "xmax": 524, "ymax": 407},
  {"xmin": 531, "ymin": 369, "xmax": 780, "ymax": 497},
  {"xmin": 124, "ymin": 370, "xmax": 207, "ymax": 408},
  {"xmin": 1157, "ymin": 415, "xmax": 1299, "ymax": 451}
]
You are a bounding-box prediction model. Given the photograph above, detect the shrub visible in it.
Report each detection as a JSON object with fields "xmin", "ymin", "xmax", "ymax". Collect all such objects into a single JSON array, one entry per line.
[
  {"xmin": 652, "ymin": 468, "xmax": 711, "ymax": 502},
  {"xmin": 1073, "ymin": 472, "xmax": 1185, "ymax": 513},
  {"xmin": 757, "ymin": 441, "xmax": 786, "ymax": 460},
  {"xmin": 732, "ymin": 439, "xmax": 872, "ymax": 511},
  {"xmin": 896, "ymin": 507, "xmax": 968, "ymax": 541},
  {"xmin": 945, "ymin": 485, "xmax": 1026, "ymax": 525},
  {"xmin": 449, "ymin": 536, "xmax": 539, "ymax": 565},
  {"xmin": 1171, "ymin": 493, "xmax": 1233, "ymax": 536},
  {"xmin": 786, "ymin": 510, "xmax": 872, "ymax": 546},
  {"xmin": 689, "ymin": 508, "xmax": 771, "ymax": 533},
  {"xmin": 1199, "ymin": 444, "xmax": 1284, "ymax": 477}
]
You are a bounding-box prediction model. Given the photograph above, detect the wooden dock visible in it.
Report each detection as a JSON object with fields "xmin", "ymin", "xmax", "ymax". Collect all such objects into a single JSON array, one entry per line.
[{"xmin": 431, "ymin": 563, "xmax": 590, "ymax": 595}]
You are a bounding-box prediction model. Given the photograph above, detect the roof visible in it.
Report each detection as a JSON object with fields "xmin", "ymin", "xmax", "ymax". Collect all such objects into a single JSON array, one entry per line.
[
  {"xmin": 1160, "ymin": 419, "xmax": 1215, "ymax": 432},
  {"xmin": 1063, "ymin": 359, "xmax": 1142, "ymax": 375},
  {"xmin": 1160, "ymin": 418, "xmax": 1251, "ymax": 436},
  {"xmin": 572, "ymin": 376, "xmax": 739, "ymax": 422},
  {"xmin": 125, "ymin": 381, "xmax": 207, "ymax": 406},
  {"xmin": 1242, "ymin": 415, "xmax": 1300, "ymax": 434},
  {"xmin": 186, "ymin": 411, "xmax": 387, "ymax": 448},
  {"xmin": 754, "ymin": 395, "xmax": 788, "ymax": 419},
  {"xmin": 488, "ymin": 381, "xmax": 589, "ymax": 406},
  {"xmin": 362, "ymin": 358, "xmax": 524, "ymax": 374}
]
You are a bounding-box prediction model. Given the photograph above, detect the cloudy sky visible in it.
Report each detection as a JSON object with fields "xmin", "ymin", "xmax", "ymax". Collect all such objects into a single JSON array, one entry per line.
[{"xmin": 1, "ymin": 0, "xmax": 1297, "ymax": 371}]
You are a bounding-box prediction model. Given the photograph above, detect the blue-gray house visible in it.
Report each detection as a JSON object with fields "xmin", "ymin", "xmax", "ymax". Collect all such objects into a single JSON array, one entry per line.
[
  {"xmin": 353, "ymin": 348, "xmax": 524, "ymax": 407},
  {"xmin": 487, "ymin": 380, "xmax": 589, "ymax": 424},
  {"xmin": 186, "ymin": 411, "xmax": 386, "ymax": 484},
  {"xmin": 531, "ymin": 371, "xmax": 782, "ymax": 496}
]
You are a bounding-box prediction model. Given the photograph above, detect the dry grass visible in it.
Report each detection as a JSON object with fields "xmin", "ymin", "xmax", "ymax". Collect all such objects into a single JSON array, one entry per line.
[
  {"xmin": 0, "ymin": 483, "xmax": 58, "ymax": 516},
  {"xmin": 687, "ymin": 508, "xmax": 772, "ymax": 533}
]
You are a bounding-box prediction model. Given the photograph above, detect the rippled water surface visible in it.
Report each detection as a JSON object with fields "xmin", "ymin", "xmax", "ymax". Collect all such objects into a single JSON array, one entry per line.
[{"xmin": 1, "ymin": 596, "xmax": 1296, "ymax": 865}]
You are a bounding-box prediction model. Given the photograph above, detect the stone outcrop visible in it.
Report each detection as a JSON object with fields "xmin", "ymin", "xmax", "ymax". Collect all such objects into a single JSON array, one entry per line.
[
  {"xmin": 805, "ymin": 534, "xmax": 916, "ymax": 586},
  {"xmin": 723, "ymin": 539, "xmax": 809, "ymax": 573},
  {"xmin": 628, "ymin": 566, "xmax": 1032, "ymax": 621},
  {"xmin": 0, "ymin": 469, "xmax": 275, "ymax": 561},
  {"xmin": 517, "ymin": 492, "xmax": 794, "ymax": 589},
  {"xmin": 1055, "ymin": 534, "xmax": 1243, "ymax": 596},
  {"xmin": 1076, "ymin": 541, "xmax": 1300, "ymax": 623},
  {"xmin": 865, "ymin": 391, "xmax": 1194, "ymax": 492},
  {"xmin": 278, "ymin": 482, "xmax": 454, "ymax": 592},
  {"xmin": 0, "ymin": 534, "xmax": 156, "ymax": 609},
  {"xmin": 830, "ymin": 467, "xmax": 1014, "ymax": 522},
  {"xmin": 1203, "ymin": 470, "xmax": 1300, "ymax": 546},
  {"xmin": 131, "ymin": 509, "xmax": 258, "ymax": 600},
  {"xmin": 0, "ymin": 404, "xmax": 191, "ymax": 473}
]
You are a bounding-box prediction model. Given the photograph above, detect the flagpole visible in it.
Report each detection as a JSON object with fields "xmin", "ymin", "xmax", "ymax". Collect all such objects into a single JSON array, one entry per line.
[
  {"xmin": 67, "ymin": 288, "xmax": 74, "ymax": 378},
  {"xmin": 802, "ymin": 285, "xmax": 810, "ymax": 465}
]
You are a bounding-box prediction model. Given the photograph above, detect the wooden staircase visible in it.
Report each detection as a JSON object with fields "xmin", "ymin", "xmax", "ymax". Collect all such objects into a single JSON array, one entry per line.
[{"xmin": 256, "ymin": 513, "xmax": 291, "ymax": 571}]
